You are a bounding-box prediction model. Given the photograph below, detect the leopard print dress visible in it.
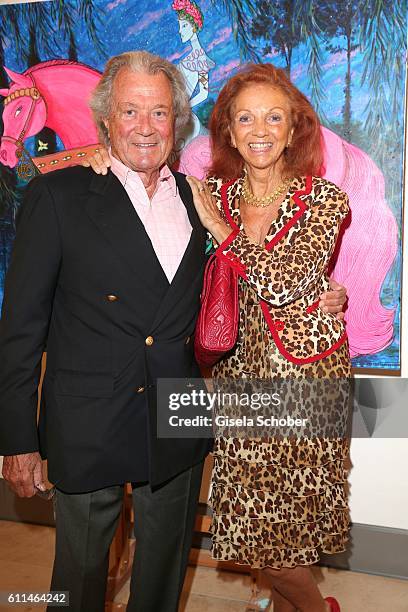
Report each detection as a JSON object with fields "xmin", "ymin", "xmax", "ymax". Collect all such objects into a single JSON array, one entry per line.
[{"xmin": 208, "ymin": 175, "xmax": 352, "ymax": 569}]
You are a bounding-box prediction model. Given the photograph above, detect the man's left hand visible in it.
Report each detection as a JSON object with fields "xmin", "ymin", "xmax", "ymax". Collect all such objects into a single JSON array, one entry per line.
[
  {"xmin": 2, "ymin": 452, "xmax": 45, "ymax": 498},
  {"xmin": 319, "ymin": 279, "xmax": 347, "ymax": 321}
]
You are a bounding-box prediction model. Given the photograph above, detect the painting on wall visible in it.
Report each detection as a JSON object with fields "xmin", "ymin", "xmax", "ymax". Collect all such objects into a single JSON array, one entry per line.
[{"xmin": 0, "ymin": 0, "xmax": 406, "ymax": 372}]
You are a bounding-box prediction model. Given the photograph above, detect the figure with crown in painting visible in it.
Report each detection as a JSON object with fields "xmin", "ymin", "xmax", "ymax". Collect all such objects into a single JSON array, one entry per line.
[{"xmin": 172, "ymin": 0, "xmax": 215, "ymax": 150}]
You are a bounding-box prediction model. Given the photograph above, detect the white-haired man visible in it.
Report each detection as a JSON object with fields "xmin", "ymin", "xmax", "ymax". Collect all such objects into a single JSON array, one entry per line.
[{"xmin": 0, "ymin": 51, "xmax": 209, "ymax": 612}]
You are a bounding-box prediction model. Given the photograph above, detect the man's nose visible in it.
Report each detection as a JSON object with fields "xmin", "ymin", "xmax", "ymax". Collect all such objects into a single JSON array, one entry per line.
[{"xmin": 136, "ymin": 113, "xmax": 154, "ymax": 135}]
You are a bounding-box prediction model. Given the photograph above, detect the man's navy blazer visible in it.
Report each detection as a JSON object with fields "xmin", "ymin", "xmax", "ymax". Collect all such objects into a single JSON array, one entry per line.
[{"xmin": 0, "ymin": 165, "xmax": 210, "ymax": 493}]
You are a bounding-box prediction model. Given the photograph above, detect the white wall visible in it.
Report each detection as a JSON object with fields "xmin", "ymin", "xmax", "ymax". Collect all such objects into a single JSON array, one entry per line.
[
  {"xmin": 347, "ymin": 84, "xmax": 408, "ymax": 530},
  {"xmin": 349, "ymin": 438, "xmax": 408, "ymax": 529}
]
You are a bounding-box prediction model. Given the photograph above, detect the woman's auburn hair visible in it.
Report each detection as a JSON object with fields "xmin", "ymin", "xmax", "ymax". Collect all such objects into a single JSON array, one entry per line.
[{"xmin": 208, "ymin": 63, "xmax": 324, "ymax": 180}]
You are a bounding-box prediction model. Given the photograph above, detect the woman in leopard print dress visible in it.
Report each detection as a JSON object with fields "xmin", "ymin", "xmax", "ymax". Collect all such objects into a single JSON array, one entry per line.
[{"xmin": 187, "ymin": 64, "xmax": 351, "ymax": 612}]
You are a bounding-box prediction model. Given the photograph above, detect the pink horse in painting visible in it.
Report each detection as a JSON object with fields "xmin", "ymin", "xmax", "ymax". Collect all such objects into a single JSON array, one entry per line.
[
  {"xmin": 0, "ymin": 60, "xmax": 101, "ymax": 167},
  {"xmin": 178, "ymin": 130, "xmax": 398, "ymax": 358}
]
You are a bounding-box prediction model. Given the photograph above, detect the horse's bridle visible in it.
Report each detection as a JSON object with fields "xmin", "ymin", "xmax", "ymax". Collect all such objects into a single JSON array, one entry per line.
[{"xmin": 1, "ymin": 72, "xmax": 43, "ymax": 150}]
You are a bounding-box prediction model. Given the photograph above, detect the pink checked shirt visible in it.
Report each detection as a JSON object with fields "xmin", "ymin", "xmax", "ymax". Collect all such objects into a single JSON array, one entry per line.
[{"xmin": 109, "ymin": 153, "xmax": 192, "ymax": 283}]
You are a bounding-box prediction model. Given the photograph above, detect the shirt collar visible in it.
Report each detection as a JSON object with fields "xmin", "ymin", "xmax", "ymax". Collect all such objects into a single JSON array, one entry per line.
[{"xmin": 109, "ymin": 150, "xmax": 177, "ymax": 197}]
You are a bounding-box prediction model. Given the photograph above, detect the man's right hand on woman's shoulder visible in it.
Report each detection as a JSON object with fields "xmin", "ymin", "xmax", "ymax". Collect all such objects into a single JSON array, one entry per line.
[{"xmin": 82, "ymin": 147, "xmax": 111, "ymax": 174}]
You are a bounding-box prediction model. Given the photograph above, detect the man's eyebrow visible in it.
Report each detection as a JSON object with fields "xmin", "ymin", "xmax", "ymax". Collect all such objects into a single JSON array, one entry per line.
[{"xmin": 119, "ymin": 102, "xmax": 171, "ymax": 109}]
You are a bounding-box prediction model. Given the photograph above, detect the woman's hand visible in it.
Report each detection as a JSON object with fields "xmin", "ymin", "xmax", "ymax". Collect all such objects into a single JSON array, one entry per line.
[
  {"xmin": 186, "ymin": 176, "xmax": 231, "ymax": 244},
  {"xmin": 81, "ymin": 147, "xmax": 111, "ymax": 175}
]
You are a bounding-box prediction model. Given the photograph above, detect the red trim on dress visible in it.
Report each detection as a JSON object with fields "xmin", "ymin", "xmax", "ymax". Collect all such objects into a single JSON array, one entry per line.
[
  {"xmin": 260, "ymin": 300, "xmax": 347, "ymax": 364},
  {"xmin": 265, "ymin": 175, "xmax": 312, "ymax": 251},
  {"xmin": 305, "ymin": 300, "xmax": 320, "ymax": 314}
]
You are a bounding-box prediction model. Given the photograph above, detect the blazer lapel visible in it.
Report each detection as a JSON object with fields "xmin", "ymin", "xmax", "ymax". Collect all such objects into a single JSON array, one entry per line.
[
  {"xmin": 84, "ymin": 171, "xmax": 169, "ymax": 290},
  {"xmin": 149, "ymin": 172, "xmax": 206, "ymax": 333}
]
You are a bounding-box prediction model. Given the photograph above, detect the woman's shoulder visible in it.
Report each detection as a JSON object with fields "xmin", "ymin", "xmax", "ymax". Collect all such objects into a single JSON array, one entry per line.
[
  {"xmin": 206, "ymin": 174, "xmax": 240, "ymax": 187},
  {"xmin": 206, "ymin": 174, "xmax": 229, "ymax": 191},
  {"xmin": 206, "ymin": 174, "xmax": 242, "ymax": 197},
  {"xmin": 311, "ymin": 175, "xmax": 349, "ymax": 201},
  {"xmin": 205, "ymin": 175, "xmax": 242, "ymax": 212},
  {"xmin": 205, "ymin": 175, "xmax": 225, "ymax": 208},
  {"xmin": 306, "ymin": 175, "xmax": 350, "ymax": 216}
]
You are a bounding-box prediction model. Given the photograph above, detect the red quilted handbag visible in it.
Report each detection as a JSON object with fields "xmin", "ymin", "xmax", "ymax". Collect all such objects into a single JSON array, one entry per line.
[{"xmin": 194, "ymin": 254, "xmax": 239, "ymax": 367}]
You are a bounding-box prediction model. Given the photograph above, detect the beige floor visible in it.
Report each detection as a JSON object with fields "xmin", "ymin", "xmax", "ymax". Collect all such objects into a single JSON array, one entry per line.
[{"xmin": 0, "ymin": 520, "xmax": 407, "ymax": 611}]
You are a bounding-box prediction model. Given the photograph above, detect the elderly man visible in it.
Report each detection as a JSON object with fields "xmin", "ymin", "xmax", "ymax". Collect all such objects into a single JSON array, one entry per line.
[{"xmin": 0, "ymin": 51, "xmax": 209, "ymax": 612}]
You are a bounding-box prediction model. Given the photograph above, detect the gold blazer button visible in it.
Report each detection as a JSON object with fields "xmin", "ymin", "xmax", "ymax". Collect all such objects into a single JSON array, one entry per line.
[
  {"xmin": 136, "ymin": 386, "xmax": 145, "ymax": 393},
  {"xmin": 145, "ymin": 336, "xmax": 154, "ymax": 346},
  {"xmin": 106, "ymin": 294, "xmax": 118, "ymax": 302}
]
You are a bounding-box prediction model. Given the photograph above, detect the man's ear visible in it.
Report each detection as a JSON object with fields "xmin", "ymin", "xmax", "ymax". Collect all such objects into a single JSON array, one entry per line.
[{"xmin": 103, "ymin": 118, "xmax": 110, "ymax": 141}]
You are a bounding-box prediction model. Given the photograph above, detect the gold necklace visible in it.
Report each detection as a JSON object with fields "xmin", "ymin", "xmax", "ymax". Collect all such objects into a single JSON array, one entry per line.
[{"xmin": 242, "ymin": 175, "xmax": 292, "ymax": 208}]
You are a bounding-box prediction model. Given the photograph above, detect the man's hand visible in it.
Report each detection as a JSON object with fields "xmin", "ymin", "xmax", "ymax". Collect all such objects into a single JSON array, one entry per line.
[
  {"xmin": 81, "ymin": 147, "xmax": 111, "ymax": 175},
  {"xmin": 319, "ymin": 278, "xmax": 347, "ymax": 321},
  {"xmin": 2, "ymin": 452, "xmax": 45, "ymax": 498}
]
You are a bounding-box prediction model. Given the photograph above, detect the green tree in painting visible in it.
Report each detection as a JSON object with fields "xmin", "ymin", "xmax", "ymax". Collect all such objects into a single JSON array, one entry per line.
[
  {"xmin": 211, "ymin": 0, "xmax": 260, "ymax": 60},
  {"xmin": 358, "ymin": 0, "xmax": 406, "ymax": 165},
  {"xmin": 51, "ymin": 1, "xmax": 80, "ymax": 61},
  {"xmin": 249, "ymin": 0, "xmax": 406, "ymax": 150},
  {"xmin": 296, "ymin": 0, "xmax": 406, "ymax": 151},
  {"xmin": 249, "ymin": 0, "xmax": 327, "ymax": 119},
  {"xmin": 310, "ymin": 0, "xmax": 361, "ymax": 142},
  {"xmin": 250, "ymin": 0, "xmax": 300, "ymax": 74},
  {"xmin": 50, "ymin": 0, "xmax": 106, "ymax": 62},
  {"xmin": 314, "ymin": 0, "xmax": 406, "ymax": 185}
]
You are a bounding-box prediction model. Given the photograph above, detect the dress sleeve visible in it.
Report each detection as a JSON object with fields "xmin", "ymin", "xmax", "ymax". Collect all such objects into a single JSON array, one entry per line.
[{"xmin": 216, "ymin": 190, "xmax": 350, "ymax": 307}]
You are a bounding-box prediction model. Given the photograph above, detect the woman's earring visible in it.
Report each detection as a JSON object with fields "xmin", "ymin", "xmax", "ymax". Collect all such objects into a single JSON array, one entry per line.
[{"xmin": 287, "ymin": 132, "xmax": 294, "ymax": 148}]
